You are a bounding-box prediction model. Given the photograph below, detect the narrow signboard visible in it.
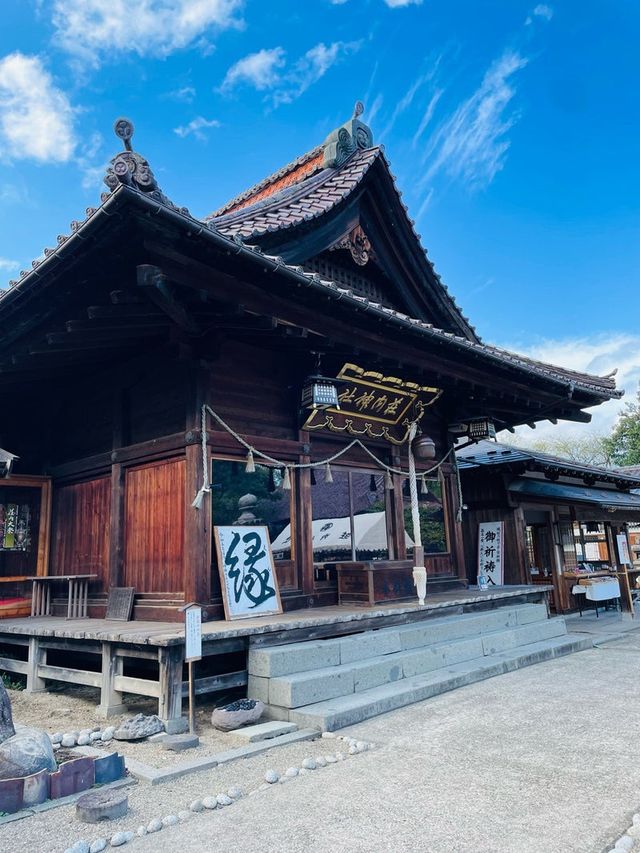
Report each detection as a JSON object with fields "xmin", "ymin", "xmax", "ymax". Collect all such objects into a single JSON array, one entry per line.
[{"xmin": 477, "ymin": 521, "xmax": 504, "ymax": 587}]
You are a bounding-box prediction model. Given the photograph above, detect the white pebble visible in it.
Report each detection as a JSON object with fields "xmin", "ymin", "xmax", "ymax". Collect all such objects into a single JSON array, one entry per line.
[
  {"xmin": 356, "ymin": 741, "xmax": 368, "ymax": 752},
  {"xmin": 136, "ymin": 826, "xmax": 147, "ymax": 838},
  {"xmin": 321, "ymin": 732, "xmax": 336, "ymax": 739},
  {"xmin": 227, "ymin": 786, "xmax": 242, "ymax": 800},
  {"xmin": 77, "ymin": 734, "xmax": 91, "ymax": 746},
  {"xmin": 90, "ymin": 732, "xmax": 103, "ymax": 742},
  {"xmin": 162, "ymin": 815, "xmax": 179, "ymax": 827},
  {"xmin": 298, "ymin": 767, "xmax": 309, "ymax": 775},
  {"xmin": 202, "ymin": 797, "xmax": 217, "ymax": 810},
  {"xmin": 50, "ymin": 732, "xmax": 63, "ymax": 744},
  {"xmin": 177, "ymin": 810, "xmax": 191, "ymax": 822},
  {"xmin": 285, "ymin": 767, "xmax": 299, "ymax": 778},
  {"xmin": 61, "ymin": 734, "xmax": 77, "ymax": 748},
  {"xmin": 189, "ymin": 799, "xmax": 204, "ymax": 812},
  {"xmin": 109, "ymin": 832, "xmax": 129, "ymax": 847},
  {"xmin": 101, "ymin": 728, "xmax": 115, "ymax": 743},
  {"xmin": 91, "ymin": 725, "xmax": 102, "ymax": 733},
  {"xmin": 627, "ymin": 826, "xmax": 640, "ymax": 840},
  {"xmin": 89, "ymin": 840, "xmax": 107, "ymax": 853},
  {"xmin": 302, "ymin": 757, "xmax": 317, "ymax": 770},
  {"xmin": 335, "ymin": 751, "xmax": 345, "ymax": 761},
  {"xmin": 67, "ymin": 843, "xmax": 89, "ymax": 853},
  {"xmin": 146, "ymin": 819, "xmax": 163, "ymax": 833},
  {"xmin": 264, "ymin": 769, "xmax": 279, "ymax": 784},
  {"xmin": 315, "ymin": 756, "xmax": 327, "ymax": 768},
  {"xmin": 615, "ymin": 837, "xmax": 634, "ymax": 852},
  {"xmin": 216, "ymin": 793, "xmax": 232, "ymax": 806},
  {"xmin": 348, "ymin": 745, "xmax": 358, "ymax": 755},
  {"xmin": 325, "ymin": 754, "xmax": 337, "ymax": 764}
]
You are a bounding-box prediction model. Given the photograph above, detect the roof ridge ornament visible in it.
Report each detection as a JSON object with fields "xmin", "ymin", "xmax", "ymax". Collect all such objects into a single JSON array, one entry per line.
[
  {"xmin": 104, "ymin": 117, "xmax": 189, "ymax": 214},
  {"xmin": 322, "ymin": 101, "xmax": 373, "ymax": 169}
]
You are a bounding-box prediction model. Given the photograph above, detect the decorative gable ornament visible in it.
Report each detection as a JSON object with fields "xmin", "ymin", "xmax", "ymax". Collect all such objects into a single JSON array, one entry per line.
[
  {"xmin": 104, "ymin": 118, "xmax": 188, "ymax": 214},
  {"xmin": 322, "ymin": 102, "xmax": 374, "ymax": 169},
  {"xmin": 335, "ymin": 224, "xmax": 373, "ymax": 266}
]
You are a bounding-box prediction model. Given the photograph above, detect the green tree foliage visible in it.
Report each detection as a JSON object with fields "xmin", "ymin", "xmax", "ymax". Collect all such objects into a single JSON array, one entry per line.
[{"xmin": 604, "ymin": 386, "xmax": 640, "ymax": 466}]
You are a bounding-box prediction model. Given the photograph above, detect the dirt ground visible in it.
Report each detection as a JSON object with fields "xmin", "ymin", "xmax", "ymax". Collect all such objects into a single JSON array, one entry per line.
[{"xmin": 8, "ymin": 684, "xmax": 248, "ymax": 768}]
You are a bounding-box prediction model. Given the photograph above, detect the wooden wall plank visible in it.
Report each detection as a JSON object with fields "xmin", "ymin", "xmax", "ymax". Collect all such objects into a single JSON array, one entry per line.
[{"xmin": 51, "ymin": 477, "xmax": 111, "ymax": 586}]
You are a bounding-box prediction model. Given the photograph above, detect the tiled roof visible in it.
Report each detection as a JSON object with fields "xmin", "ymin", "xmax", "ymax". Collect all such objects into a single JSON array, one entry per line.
[
  {"xmin": 457, "ymin": 440, "xmax": 638, "ymax": 485},
  {"xmin": 0, "ymin": 183, "xmax": 622, "ymax": 407},
  {"xmin": 210, "ymin": 147, "xmax": 380, "ymax": 238}
]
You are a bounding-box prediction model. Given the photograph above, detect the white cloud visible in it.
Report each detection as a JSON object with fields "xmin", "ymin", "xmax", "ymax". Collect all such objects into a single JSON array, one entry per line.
[
  {"xmin": 221, "ymin": 47, "xmax": 286, "ymax": 92},
  {"xmin": 222, "ymin": 41, "xmax": 361, "ymax": 107},
  {"xmin": 0, "ymin": 53, "xmax": 75, "ymax": 163},
  {"xmin": 52, "ymin": 0, "xmax": 244, "ymax": 67},
  {"xmin": 412, "ymin": 88, "xmax": 443, "ymax": 146},
  {"xmin": 367, "ymin": 93, "xmax": 384, "ymax": 126},
  {"xmin": 385, "ymin": 0, "xmax": 422, "ymax": 6},
  {"xmin": 420, "ymin": 50, "xmax": 527, "ymax": 190},
  {"xmin": 174, "ymin": 115, "xmax": 220, "ymax": 140},
  {"xmin": 526, "ymin": 4, "xmax": 553, "ymax": 24},
  {"xmin": 0, "ymin": 257, "xmax": 19, "ymax": 272},
  {"xmin": 494, "ymin": 333, "xmax": 640, "ymax": 442},
  {"xmin": 166, "ymin": 86, "xmax": 197, "ymax": 103}
]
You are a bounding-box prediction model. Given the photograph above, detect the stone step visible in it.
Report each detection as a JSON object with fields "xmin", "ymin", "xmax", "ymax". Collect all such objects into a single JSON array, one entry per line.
[
  {"xmin": 284, "ymin": 634, "xmax": 593, "ymax": 731},
  {"xmin": 234, "ymin": 721, "xmax": 298, "ymax": 743},
  {"xmin": 248, "ymin": 603, "xmax": 549, "ymax": 679},
  {"xmin": 251, "ymin": 617, "xmax": 567, "ymax": 710}
]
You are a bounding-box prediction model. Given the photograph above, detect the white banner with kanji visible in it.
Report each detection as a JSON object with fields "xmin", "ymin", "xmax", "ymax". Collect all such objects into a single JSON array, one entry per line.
[{"xmin": 478, "ymin": 521, "xmax": 504, "ymax": 586}]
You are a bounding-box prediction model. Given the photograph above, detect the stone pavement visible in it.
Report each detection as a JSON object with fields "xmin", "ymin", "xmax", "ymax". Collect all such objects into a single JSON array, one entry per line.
[{"xmin": 135, "ymin": 629, "xmax": 640, "ymax": 853}]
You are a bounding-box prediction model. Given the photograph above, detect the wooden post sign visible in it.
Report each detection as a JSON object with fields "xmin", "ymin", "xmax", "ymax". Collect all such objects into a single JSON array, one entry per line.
[
  {"xmin": 477, "ymin": 521, "xmax": 504, "ymax": 587},
  {"xmin": 617, "ymin": 533, "xmax": 632, "ymax": 566},
  {"xmin": 214, "ymin": 525, "xmax": 283, "ymax": 621},
  {"xmin": 181, "ymin": 602, "xmax": 202, "ymax": 734}
]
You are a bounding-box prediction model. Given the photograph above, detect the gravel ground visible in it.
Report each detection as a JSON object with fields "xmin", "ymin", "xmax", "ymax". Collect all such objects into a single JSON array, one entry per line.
[{"xmin": 8, "ymin": 685, "xmax": 247, "ymax": 767}]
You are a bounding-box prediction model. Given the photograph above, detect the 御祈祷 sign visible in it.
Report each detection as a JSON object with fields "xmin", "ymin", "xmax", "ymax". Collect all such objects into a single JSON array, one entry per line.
[
  {"xmin": 477, "ymin": 521, "xmax": 504, "ymax": 586},
  {"xmin": 184, "ymin": 605, "xmax": 202, "ymax": 661},
  {"xmin": 617, "ymin": 533, "xmax": 632, "ymax": 566},
  {"xmin": 303, "ymin": 363, "xmax": 442, "ymax": 444},
  {"xmin": 214, "ymin": 525, "xmax": 283, "ymax": 621}
]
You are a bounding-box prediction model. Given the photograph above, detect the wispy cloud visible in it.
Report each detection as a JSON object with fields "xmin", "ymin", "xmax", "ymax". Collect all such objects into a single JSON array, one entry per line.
[
  {"xmin": 380, "ymin": 74, "xmax": 427, "ymax": 139},
  {"xmin": 221, "ymin": 47, "xmax": 286, "ymax": 92},
  {"xmin": 385, "ymin": 0, "xmax": 422, "ymax": 7},
  {"xmin": 222, "ymin": 41, "xmax": 361, "ymax": 107},
  {"xmin": 496, "ymin": 333, "xmax": 640, "ymax": 440},
  {"xmin": 0, "ymin": 257, "xmax": 20, "ymax": 273},
  {"xmin": 367, "ymin": 93, "xmax": 384, "ymax": 127},
  {"xmin": 174, "ymin": 116, "xmax": 220, "ymax": 140},
  {"xmin": 526, "ymin": 4, "xmax": 553, "ymax": 25},
  {"xmin": 165, "ymin": 85, "xmax": 197, "ymax": 103},
  {"xmin": 52, "ymin": 0, "xmax": 244, "ymax": 68},
  {"xmin": 77, "ymin": 131, "xmax": 107, "ymax": 190},
  {"xmin": 420, "ymin": 50, "xmax": 528, "ymax": 190},
  {"xmin": 0, "ymin": 52, "xmax": 76, "ymax": 163},
  {"xmin": 412, "ymin": 88, "xmax": 443, "ymax": 146}
]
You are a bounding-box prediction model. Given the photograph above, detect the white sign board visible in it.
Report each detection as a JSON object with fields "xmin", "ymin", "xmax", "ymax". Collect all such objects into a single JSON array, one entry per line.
[
  {"xmin": 214, "ymin": 525, "xmax": 283, "ymax": 621},
  {"xmin": 184, "ymin": 606, "xmax": 202, "ymax": 662},
  {"xmin": 617, "ymin": 533, "xmax": 632, "ymax": 566},
  {"xmin": 478, "ymin": 521, "xmax": 504, "ymax": 586}
]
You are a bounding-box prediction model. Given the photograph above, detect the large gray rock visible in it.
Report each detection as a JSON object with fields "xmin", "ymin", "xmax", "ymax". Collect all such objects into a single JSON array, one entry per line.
[
  {"xmin": 0, "ymin": 726, "xmax": 57, "ymax": 780},
  {"xmin": 211, "ymin": 699, "xmax": 264, "ymax": 731},
  {"xmin": 0, "ymin": 680, "xmax": 16, "ymax": 744},
  {"xmin": 114, "ymin": 714, "xmax": 164, "ymax": 741}
]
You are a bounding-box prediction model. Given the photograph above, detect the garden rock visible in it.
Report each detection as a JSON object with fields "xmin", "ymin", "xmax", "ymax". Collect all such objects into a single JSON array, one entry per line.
[
  {"xmin": 110, "ymin": 831, "xmax": 133, "ymax": 847},
  {"xmin": 216, "ymin": 793, "xmax": 232, "ymax": 806},
  {"xmin": 189, "ymin": 799, "xmax": 204, "ymax": 812},
  {"xmin": 51, "ymin": 732, "xmax": 63, "ymax": 745},
  {"xmin": 285, "ymin": 767, "xmax": 299, "ymax": 778},
  {"xmin": 228, "ymin": 786, "xmax": 242, "ymax": 799},
  {"xmin": 62, "ymin": 734, "xmax": 77, "ymax": 748},
  {"xmin": 211, "ymin": 699, "xmax": 264, "ymax": 731},
  {"xmin": 114, "ymin": 714, "xmax": 164, "ymax": 741},
  {"xmin": 65, "ymin": 842, "xmax": 89, "ymax": 853},
  {"xmin": 162, "ymin": 733, "xmax": 199, "ymax": 752},
  {"xmin": 146, "ymin": 819, "xmax": 162, "ymax": 833},
  {"xmin": 136, "ymin": 826, "xmax": 147, "ymax": 837},
  {"xmin": 76, "ymin": 789, "xmax": 128, "ymax": 823},
  {"xmin": 77, "ymin": 734, "xmax": 91, "ymax": 747},
  {"xmin": 90, "ymin": 732, "xmax": 103, "ymax": 743},
  {"xmin": 101, "ymin": 727, "xmax": 115, "ymax": 742},
  {"xmin": 202, "ymin": 796, "xmax": 217, "ymax": 810},
  {"xmin": 89, "ymin": 840, "xmax": 107, "ymax": 853},
  {"xmin": 315, "ymin": 756, "xmax": 327, "ymax": 768},
  {"xmin": 302, "ymin": 757, "xmax": 317, "ymax": 770},
  {"xmin": 162, "ymin": 815, "xmax": 179, "ymax": 827},
  {"xmin": 264, "ymin": 769, "xmax": 279, "ymax": 784},
  {"xmin": 0, "ymin": 681, "xmax": 15, "ymax": 744},
  {"xmin": 0, "ymin": 726, "xmax": 57, "ymax": 780}
]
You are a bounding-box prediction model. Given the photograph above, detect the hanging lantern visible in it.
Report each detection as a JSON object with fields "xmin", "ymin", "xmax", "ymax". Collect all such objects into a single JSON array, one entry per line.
[
  {"xmin": 282, "ymin": 467, "xmax": 292, "ymax": 490},
  {"xmin": 245, "ymin": 448, "xmax": 256, "ymax": 473},
  {"xmin": 412, "ymin": 433, "xmax": 436, "ymax": 460},
  {"xmin": 0, "ymin": 448, "xmax": 18, "ymax": 479},
  {"xmin": 324, "ymin": 462, "xmax": 334, "ymax": 484},
  {"xmin": 384, "ymin": 469, "xmax": 394, "ymax": 490},
  {"xmin": 301, "ymin": 352, "xmax": 342, "ymax": 411}
]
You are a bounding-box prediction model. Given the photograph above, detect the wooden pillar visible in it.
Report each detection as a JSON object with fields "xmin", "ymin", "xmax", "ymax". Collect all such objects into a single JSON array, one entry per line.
[
  {"xmin": 97, "ymin": 643, "xmax": 126, "ymax": 718},
  {"xmin": 108, "ymin": 462, "xmax": 125, "ymax": 589},
  {"xmin": 25, "ymin": 637, "xmax": 46, "ymax": 694},
  {"xmin": 298, "ymin": 430, "xmax": 314, "ymax": 598},
  {"xmin": 444, "ymin": 463, "xmax": 467, "ymax": 583},
  {"xmin": 184, "ymin": 360, "xmax": 212, "ymax": 605},
  {"xmin": 158, "ymin": 645, "xmax": 184, "ymax": 730}
]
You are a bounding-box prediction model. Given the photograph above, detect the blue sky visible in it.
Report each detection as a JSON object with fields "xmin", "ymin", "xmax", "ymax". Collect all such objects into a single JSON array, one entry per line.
[{"xmin": 1, "ymin": 0, "xmax": 639, "ymax": 437}]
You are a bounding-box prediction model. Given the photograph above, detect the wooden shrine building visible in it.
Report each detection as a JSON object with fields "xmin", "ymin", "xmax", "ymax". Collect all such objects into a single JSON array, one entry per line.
[
  {"xmin": 0, "ymin": 108, "xmax": 624, "ymax": 626},
  {"xmin": 457, "ymin": 440, "xmax": 640, "ymax": 612}
]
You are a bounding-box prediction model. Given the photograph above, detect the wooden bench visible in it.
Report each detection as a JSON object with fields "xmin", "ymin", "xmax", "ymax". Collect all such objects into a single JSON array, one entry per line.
[{"xmin": 31, "ymin": 574, "xmax": 97, "ymax": 618}]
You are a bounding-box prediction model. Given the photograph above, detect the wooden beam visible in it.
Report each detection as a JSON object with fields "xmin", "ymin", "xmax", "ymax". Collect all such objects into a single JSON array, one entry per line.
[{"xmin": 137, "ymin": 264, "xmax": 200, "ymax": 335}]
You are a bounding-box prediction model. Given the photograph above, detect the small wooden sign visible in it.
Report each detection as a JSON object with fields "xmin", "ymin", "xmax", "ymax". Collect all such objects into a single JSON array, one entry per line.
[
  {"xmin": 477, "ymin": 521, "xmax": 504, "ymax": 586},
  {"xmin": 617, "ymin": 533, "xmax": 632, "ymax": 566},
  {"xmin": 105, "ymin": 587, "xmax": 135, "ymax": 621},
  {"xmin": 184, "ymin": 605, "xmax": 202, "ymax": 662},
  {"xmin": 214, "ymin": 525, "xmax": 282, "ymax": 621}
]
